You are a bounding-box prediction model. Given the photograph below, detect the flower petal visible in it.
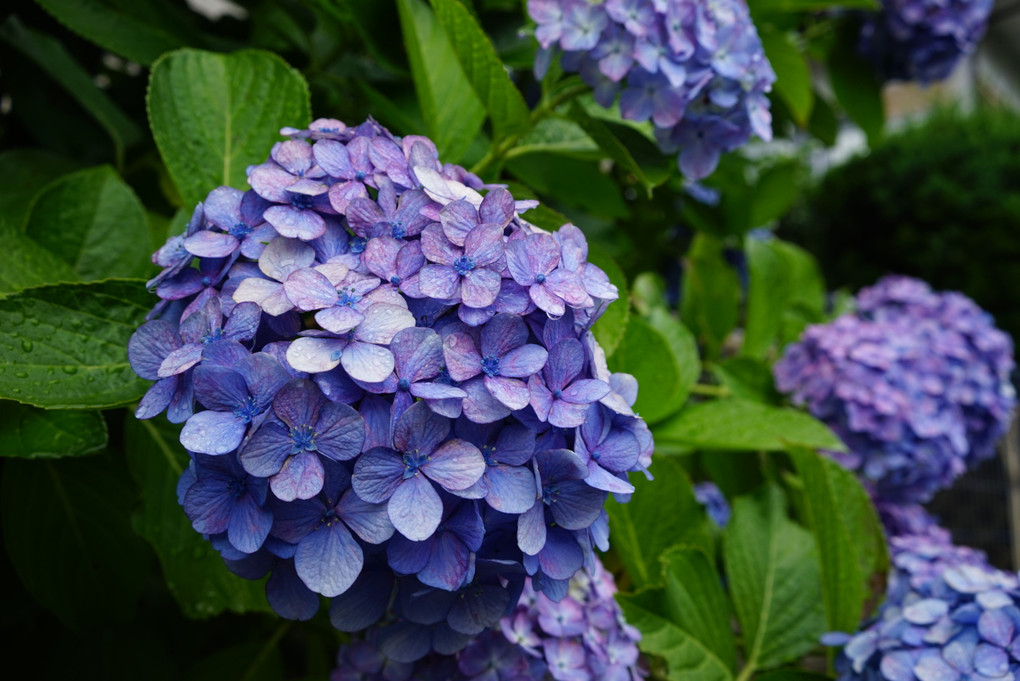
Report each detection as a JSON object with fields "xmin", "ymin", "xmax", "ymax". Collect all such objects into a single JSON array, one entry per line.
[
  {"xmin": 388, "ymin": 474, "xmax": 443, "ymax": 541},
  {"xmin": 270, "ymin": 450, "xmax": 325, "ymax": 502},
  {"xmin": 294, "ymin": 520, "xmax": 364, "ymax": 597}
]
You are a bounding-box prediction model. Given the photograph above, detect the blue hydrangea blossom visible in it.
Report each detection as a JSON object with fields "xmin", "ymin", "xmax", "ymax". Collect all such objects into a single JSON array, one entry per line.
[
  {"xmin": 774, "ymin": 276, "xmax": 1015, "ymax": 504},
  {"xmin": 528, "ymin": 0, "xmax": 776, "ymax": 179},
  {"xmin": 834, "ymin": 520, "xmax": 1020, "ymax": 681},
  {"xmin": 859, "ymin": 0, "xmax": 993, "ymax": 84},
  {"xmin": 128, "ymin": 116, "xmax": 653, "ymax": 656},
  {"xmin": 330, "ymin": 556, "xmax": 644, "ymax": 680}
]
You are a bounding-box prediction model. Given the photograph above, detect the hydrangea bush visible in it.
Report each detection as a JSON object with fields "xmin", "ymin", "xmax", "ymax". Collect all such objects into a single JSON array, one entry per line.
[
  {"xmin": 527, "ymin": 0, "xmax": 776, "ymax": 179},
  {"xmin": 127, "ymin": 116, "xmax": 652, "ymax": 655},
  {"xmin": 774, "ymin": 276, "xmax": 1016, "ymax": 504},
  {"xmin": 331, "ymin": 556, "xmax": 643, "ymax": 681},
  {"xmin": 859, "ymin": 0, "xmax": 994, "ymax": 84}
]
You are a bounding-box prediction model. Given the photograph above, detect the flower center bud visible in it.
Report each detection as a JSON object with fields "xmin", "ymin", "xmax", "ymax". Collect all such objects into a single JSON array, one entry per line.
[
  {"xmin": 397, "ymin": 378, "xmax": 411, "ymax": 391},
  {"xmin": 535, "ymin": 273, "xmax": 547, "ymax": 284},
  {"xmin": 232, "ymin": 395, "xmax": 260, "ymax": 424},
  {"xmin": 289, "ymin": 424, "xmax": 317, "ymax": 453},
  {"xmin": 230, "ymin": 222, "xmax": 253, "ymax": 239},
  {"xmin": 552, "ymin": 388, "xmax": 563, "ymax": 399},
  {"xmin": 202, "ymin": 328, "xmax": 225, "ymax": 344},
  {"xmin": 481, "ymin": 355, "xmax": 501, "ymax": 378},
  {"xmin": 226, "ymin": 478, "xmax": 247, "ymax": 499},
  {"xmin": 453, "ymin": 255, "xmax": 476, "ymax": 276},
  {"xmin": 336, "ymin": 286, "xmax": 361, "ymax": 307},
  {"xmin": 290, "ymin": 192, "xmax": 315, "ymax": 210}
]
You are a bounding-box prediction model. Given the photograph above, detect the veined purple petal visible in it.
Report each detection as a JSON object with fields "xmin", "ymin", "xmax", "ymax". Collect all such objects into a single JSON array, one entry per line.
[
  {"xmin": 499, "ymin": 344, "xmax": 548, "ymax": 378},
  {"xmin": 584, "ymin": 461, "xmax": 635, "ymax": 494},
  {"xmin": 484, "ymin": 375, "xmax": 531, "ymax": 410},
  {"xmin": 423, "ymin": 439, "xmax": 486, "ymax": 491},
  {"xmin": 284, "ymin": 268, "xmax": 339, "ymax": 311},
  {"xmin": 352, "ymin": 448, "xmax": 406, "ymax": 503},
  {"xmin": 447, "ymin": 583, "xmax": 511, "ymax": 635},
  {"xmin": 259, "ymin": 236, "xmax": 316, "ymax": 282},
  {"xmin": 354, "ymin": 303, "xmax": 415, "ymax": 344},
  {"xmin": 394, "ymin": 401, "xmax": 450, "ymax": 455},
  {"xmin": 485, "ymin": 465, "xmax": 537, "ymax": 514},
  {"xmin": 266, "ymin": 559, "xmax": 320, "ymax": 621},
  {"xmin": 440, "ymin": 200, "xmax": 478, "ymax": 247},
  {"xmin": 264, "ymin": 205, "xmax": 326, "ymax": 241},
  {"xmin": 538, "ymin": 527, "xmax": 584, "ymax": 580},
  {"xmin": 314, "ymin": 402, "xmax": 365, "ymax": 462},
  {"xmin": 518, "ymin": 502, "xmax": 547, "ymax": 555},
  {"xmin": 271, "ymin": 450, "xmax": 325, "ymax": 501},
  {"xmin": 183, "ymin": 478, "xmax": 232, "ymax": 536},
  {"xmin": 461, "ymin": 269, "xmax": 502, "ymax": 309},
  {"xmin": 158, "ymin": 343, "xmax": 203, "ymax": 378},
  {"xmin": 388, "ymin": 533, "xmax": 434, "ymax": 574},
  {"xmin": 444, "ymin": 332, "xmax": 483, "ymax": 382},
  {"xmin": 227, "ymin": 492, "xmax": 272, "ymax": 553},
  {"xmin": 185, "ymin": 230, "xmax": 239, "ymax": 258},
  {"xmin": 388, "ymin": 474, "xmax": 443, "ymax": 541},
  {"xmin": 286, "ymin": 337, "xmax": 346, "ymax": 374},
  {"xmin": 419, "ymin": 264, "xmax": 460, "ymax": 300},
  {"xmin": 180, "ymin": 409, "xmax": 246, "ymax": 455},
  {"xmin": 977, "ymin": 608, "xmax": 1014, "ymax": 647},
  {"xmin": 294, "ymin": 520, "xmax": 363, "ymax": 597},
  {"xmin": 329, "ymin": 570, "xmax": 394, "ymax": 632},
  {"xmin": 418, "ymin": 532, "xmax": 471, "ymax": 591},
  {"xmin": 391, "ymin": 327, "xmax": 444, "ymax": 381},
  {"xmin": 479, "ymin": 188, "xmax": 514, "ymax": 227},
  {"xmin": 128, "ymin": 320, "xmax": 181, "ymax": 380},
  {"xmin": 239, "ymin": 422, "xmax": 292, "ymax": 477},
  {"xmin": 544, "ymin": 339, "xmax": 585, "ymax": 390},
  {"xmin": 562, "ymin": 379, "xmax": 611, "ymax": 404},
  {"xmin": 341, "ymin": 341, "xmax": 396, "ymax": 383},
  {"xmin": 336, "ymin": 488, "xmax": 394, "ymax": 544}
]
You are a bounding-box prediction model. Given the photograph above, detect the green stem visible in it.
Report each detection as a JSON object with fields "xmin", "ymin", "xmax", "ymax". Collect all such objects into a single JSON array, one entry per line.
[
  {"xmin": 241, "ymin": 621, "xmax": 292, "ymax": 681},
  {"xmin": 689, "ymin": 383, "xmax": 730, "ymax": 398},
  {"xmin": 469, "ymin": 81, "xmax": 591, "ymax": 178},
  {"xmin": 734, "ymin": 662, "xmax": 756, "ymax": 681}
]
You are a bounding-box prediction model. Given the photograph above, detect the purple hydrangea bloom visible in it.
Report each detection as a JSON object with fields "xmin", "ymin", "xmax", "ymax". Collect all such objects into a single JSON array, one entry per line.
[
  {"xmin": 528, "ymin": 0, "xmax": 776, "ymax": 179},
  {"xmin": 129, "ymin": 116, "xmax": 650, "ymax": 641},
  {"xmin": 834, "ymin": 519, "xmax": 1020, "ymax": 681},
  {"xmin": 774, "ymin": 275, "xmax": 1016, "ymax": 504},
  {"xmin": 859, "ymin": 0, "xmax": 993, "ymax": 84},
  {"xmin": 330, "ymin": 556, "xmax": 644, "ymax": 680}
]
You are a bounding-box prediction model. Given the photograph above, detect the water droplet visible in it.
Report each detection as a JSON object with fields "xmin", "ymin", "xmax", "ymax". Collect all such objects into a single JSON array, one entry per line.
[
  {"xmin": 20, "ymin": 340, "xmax": 33, "ymax": 352},
  {"xmin": 69, "ymin": 318, "xmax": 82, "ymax": 329},
  {"xmin": 62, "ymin": 366, "xmax": 78, "ymax": 375}
]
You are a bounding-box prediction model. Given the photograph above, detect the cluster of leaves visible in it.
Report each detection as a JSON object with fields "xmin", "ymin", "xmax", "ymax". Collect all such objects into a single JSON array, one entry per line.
[{"xmin": 0, "ymin": 0, "xmax": 900, "ymax": 679}]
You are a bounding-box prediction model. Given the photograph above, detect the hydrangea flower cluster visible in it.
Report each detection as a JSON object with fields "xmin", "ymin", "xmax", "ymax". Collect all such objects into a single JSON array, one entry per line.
[
  {"xmin": 773, "ymin": 276, "xmax": 1015, "ymax": 504},
  {"xmin": 834, "ymin": 519, "xmax": 1020, "ymax": 681},
  {"xmin": 859, "ymin": 0, "xmax": 993, "ymax": 84},
  {"xmin": 527, "ymin": 0, "xmax": 776, "ymax": 179},
  {"xmin": 128, "ymin": 117, "xmax": 653, "ymax": 657},
  {"xmin": 331, "ymin": 556, "xmax": 644, "ymax": 680}
]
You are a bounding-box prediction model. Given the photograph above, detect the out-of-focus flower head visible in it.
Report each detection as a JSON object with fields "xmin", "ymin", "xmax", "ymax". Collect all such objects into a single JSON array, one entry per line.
[
  {"xmin": 128, "ymin": 116, "xmax": 652, "ymax": 658},
  {"xmin": 774, "ymin": 275, "xmax": 1015, "ymax": 504},
  {"xmin": 834, "ymin": 520, "xmax": 1020, "ymax": 681},
  {"xmin": 859, "ymin": 0, "xmax": 993, "ymax": 84},
  {"xmin": 527, "ymin": 0, "xmax": 776, "ymax": 180},
  {"xmin": 330, "ymin": 555, "xmax": 645, "ymax": 680},
  {"xmin": 694, "ymin": 481, "xmax": 730, "ymax": 528}
]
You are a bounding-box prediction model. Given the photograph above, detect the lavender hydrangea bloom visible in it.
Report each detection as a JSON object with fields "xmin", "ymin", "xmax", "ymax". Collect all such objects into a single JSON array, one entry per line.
[
  {"xmin": 834, "ymin": 520, "xmax": 1020, "ymax": 681},
  {"xmin": 131, "ymin": 116, "xmax": 652, "ymax": 638},
  {"xmin": 330, "ymin": 556, "xmax": 644, "ymax": 681},
  {"xmin": 774, "ymin": 275, "xmax": 1015, "ymax": 504},
  {"xmin": 528, "ymin": 0, "xmax": 775, "ymax": 179},
  {"xmin": 859, "ymin": 0, "xmax": 993, "ymax": 84}
]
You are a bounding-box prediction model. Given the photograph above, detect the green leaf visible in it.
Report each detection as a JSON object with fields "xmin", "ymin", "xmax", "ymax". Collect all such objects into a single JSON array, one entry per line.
[
  {"xmin": 609, "ymin": 311, "xmax": 699, "ymax": 424},
  {"xmin": 631, "ymin": 271, "xmax": 668, "ymax": 317},
  {"xmin": 506, "ymin": 153, "xmax": 629, "ymax": 219},
  {"xmin": 680, "ymin": 233, "xmax": 741, "ymax": 359},
  {"xmin": 0, "ymin": 149, "xmax": 79, "ymax": 230},
  {"xmin": 34, "ymin": 0, "xmax": 187, "ymax": 65},
  {"xmin": 396, "ymin": 0, "xmax": 486, "ymax": 163},
  {"xmin": 759, "ymin": 29, "xmax": 813, "ymax": 126},
  {"xmin": 124, "ymin": 417, "xmax": 272, "ymax": 618},
  {"xmin": 0, "ymin": 16, "xmax": 141, "ymax": 164},
  {"xmin": 148, "ymin": 48, "xmax": 311, "ymax": 208},
  {"xmin": 787, "ymin": 446, "xmax": 888, "ymax": 634},
  {"xmin": 808, "ymin": 94, "xmax": 839, "ymax": 146},
  {"xmin": 508, "ymin": 117, "xmax": 599, "ymax": 160},
  {"xmin": 710, "ymin": 357, "xmax": 781, "ymax": 404},
  {"xmin": 0, "ymin": 402, "xmax": 107, "ymax": 458},
  {"xmin": 660, "ymin": 546, "xmax": 738, "ymax": 673},
  {"xmin": 429, "ymin": 0, "xmax": 531, "ymax": 142},
  {"xmin": 587, "ymin": 245, "xmax": 630, "ymax": 357},
  {"xmin": 606, "ymin": 458, "xmax": 710, "ymax": 588},
  {"xmin": 828, "ymin": 24, "xmax": 884, "ymax": 145},
  {"xmin": 743, "ymin": 237, "xmax": 825, "ymax": 359},
  {"xmin": 724, "ymin": 485, "xmax": 826, "ymax": 671},
  {"xmin": 0, "ymin": 225, "xmax": 82, "ymax": 294},
  {"xmin": 24, "ymin": 166, "xmax": 151, "ymax": 280},
  {"xmin": 1, "ymin": 457, "xmax": 150, "ymax": 629},
  {"xmin": 503, "ymin": 180, "xmax": 572, "ymax": 232},
  {"xmin": 750, "ymin": 161, "xmax": 802, "ymax": 228},
  {"xmin": 618, "ymin": 590, "xmax": 734, "ymax": 681},
  {"xmin": 654, "ymin": 399, "xmax": 845, "ymax": 452},
  {"xmin": 567, "ymin": 102, "xmax": 652, "ymax": 196},
  {"xmin": 0, "ymin": 279, "xmax": 152, "ymax": 409}
]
